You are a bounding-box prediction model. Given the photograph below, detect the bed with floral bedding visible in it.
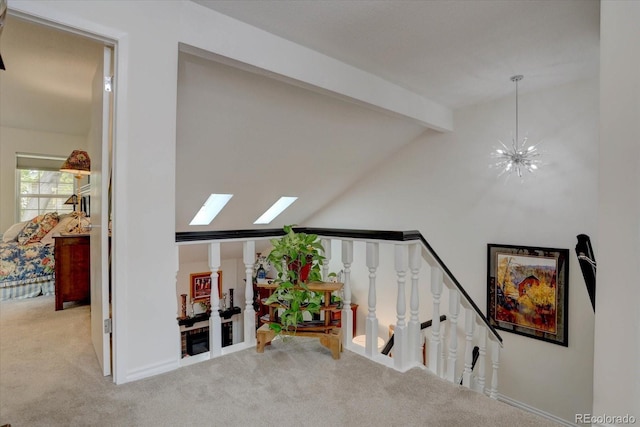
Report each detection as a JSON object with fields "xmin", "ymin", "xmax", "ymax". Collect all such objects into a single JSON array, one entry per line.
[
  {"xmin": 0, "ymin": 241, "xmax": 56, "ymax": 300},
  {"xmin": 0, "ymin": 212, "xmax": 80, "ymax": 301}
]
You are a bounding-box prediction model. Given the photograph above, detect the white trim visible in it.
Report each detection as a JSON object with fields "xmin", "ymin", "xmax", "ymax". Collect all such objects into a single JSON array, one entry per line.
[
  {"xmin": 179, "ymin": 352, "xmax": 210, "ymax": 368},
  {"xmin": 10, "ymin": 0, "xmax": 129, "ymax": 385},
  {"xmin": 497, "ymin": 393, "xmax": 577, "ymax": 427},
  {"xmin": 179, "ymin": 342, "xmax": 254, "ymax": 368},
  {"xmin": 125, "ymin": 358, "xmax": 180, "ymax": 383}
]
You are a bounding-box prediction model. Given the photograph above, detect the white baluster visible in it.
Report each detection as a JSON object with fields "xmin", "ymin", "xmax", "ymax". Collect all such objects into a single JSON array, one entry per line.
[
  {"xmin": 243, "ymin": 240, "xmax": 256, "ymax": 346},
  {"xmin": 462, "ymin": 307, "xmax": 475, "ymax": 388},
  {"xmin": 439, "ymin": 321, "xmax": 447, "ymax": 378},
  {"xmin": 447, "ymin": 289, "xmax": 460, "ymax": 382},
  {"xmin": 208, "ymin": 243, "xmax": 222, "ymax": 357},
  {"xmin": 175, "ymin": 245, "xmax": 181, "ymax": 317},
  {"xmin": 393, "ymin": 244, "xmax": 409, "ymax": 371},
  {"xmin": 429, "ymin": 267, "xmax": 443, "ymax": 375},
  {"xmin": 365, "ymin": 242, "xmax": 379, "ymax": 357},
  {"xmin": 475, "ymin": 325, "xmax": 487, "ymax": 394},
  {"xmin": 490, "ymin": 339, "xmax": 500, "ymax": 399},
  {"xmin": 321, "ymin": 238, "xmax": 331, "ymax": 282},
  {"xmin": 341, "ymin": 240, "xmax": 354, "ymax": 347},
  {"xmin": 408, "ymin": 243, "xmax": 421, "ymax": 365}
]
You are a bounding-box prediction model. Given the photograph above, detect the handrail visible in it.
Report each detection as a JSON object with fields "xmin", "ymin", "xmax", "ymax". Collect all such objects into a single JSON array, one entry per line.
[
  {"xmin": 175, "ymin": 227, "xmax": 421, "ymax": 243},
  {"xmin": 381, "ymin": 315, "xmax": 448, "ymax": 356},
  {"xmin": 418, "ymin": 235, "xmax": 502, "ymax": 344},
  {"xmin": 175, "ymin": 227, "xmax": 502, "ymax": 344}
]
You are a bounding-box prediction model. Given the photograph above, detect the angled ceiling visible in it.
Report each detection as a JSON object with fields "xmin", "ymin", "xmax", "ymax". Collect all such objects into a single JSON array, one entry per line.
[
  {"xmin": 1, "ymin": 2, "xmax": 600, "ymax": 237},
  {"xmin": 179, "ymin": 0, "xmax": 599, "ymax": 232},
  {"xmin": 193, "ymin": 0, "xmax": 600, "ymax": 109},
  {"xmin": 175, "ymin": 52, "xmax": 428, "ymax": 232},
  {"xmin": 0, "ymin": 15, "xmax": 103, "ymax": 136}
]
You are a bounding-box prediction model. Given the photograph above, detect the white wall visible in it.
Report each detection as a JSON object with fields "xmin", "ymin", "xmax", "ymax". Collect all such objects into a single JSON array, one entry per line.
[
  {"xmin": 308, "ymin": 78, "xmax": 599, "ymax": 422},
  {"xmin": 11, "ymin": 7, "xmax": 630, "ymax": 422},
  {"xmin": 0, "ymin": 126, "xmax": 86, "ymax": 231},
  {"xmin": 594, "ymin": 1, "xmax": 640, "ymax": 422},
  {"xmin": 12, "ymin": 0, "xmax": 183, "ymax": 383}
]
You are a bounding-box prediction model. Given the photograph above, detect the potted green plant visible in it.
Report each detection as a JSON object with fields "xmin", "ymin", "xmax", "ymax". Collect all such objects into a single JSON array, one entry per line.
[{"xmin": 265, "ymin": 225, "xmax": 326, "ymax": 334}]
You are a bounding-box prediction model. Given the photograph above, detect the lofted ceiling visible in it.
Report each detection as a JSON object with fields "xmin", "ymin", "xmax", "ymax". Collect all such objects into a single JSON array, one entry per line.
[
  {"xmin": 194, "ymin": 0, "xmax": 600, "ymax": 109},
  {"xmin": 1, "ymin": 2, "xmax": 600, "ymax": 238}
]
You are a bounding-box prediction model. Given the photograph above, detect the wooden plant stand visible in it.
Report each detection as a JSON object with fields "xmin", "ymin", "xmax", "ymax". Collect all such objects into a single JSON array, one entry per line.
[
  {"xmin": 256, "ymin": 324, "xmax": 343, "ymax": 359},
  {"xmin": 256, "ymin": 281, "xmax": 344, "ymax": 359}
]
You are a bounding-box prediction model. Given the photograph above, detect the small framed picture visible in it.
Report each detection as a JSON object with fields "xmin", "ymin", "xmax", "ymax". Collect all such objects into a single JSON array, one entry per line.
[
  {"xmin": 190, "ymin": 271, "xmax": 222, "ymax": 303},
  {"xmin": 487, "ymin": 244, "xmax": 569, "ymax": 347}
]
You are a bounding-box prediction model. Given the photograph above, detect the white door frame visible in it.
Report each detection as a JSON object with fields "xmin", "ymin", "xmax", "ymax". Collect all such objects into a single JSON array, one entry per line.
[{"xmin": 9, "ymin": 4, "xmax": 127, "ymax": 384}]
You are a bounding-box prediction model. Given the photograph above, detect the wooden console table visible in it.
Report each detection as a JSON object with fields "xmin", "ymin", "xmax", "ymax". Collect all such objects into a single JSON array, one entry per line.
[{"xmin": 256, "ymin": 281, "xmax": 343, "ymax": 359}]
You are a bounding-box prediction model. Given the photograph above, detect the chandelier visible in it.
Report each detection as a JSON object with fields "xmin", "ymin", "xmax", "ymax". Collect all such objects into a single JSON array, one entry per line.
[{"xmin": 492, "ymin": 75, "xmax": 541, "ymax": 179}]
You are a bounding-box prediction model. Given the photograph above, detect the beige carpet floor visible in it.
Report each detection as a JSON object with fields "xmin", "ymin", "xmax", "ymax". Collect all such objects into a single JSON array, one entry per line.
[{"xmin": 0, "ymin": 295, "xmax": 560, "ymax": 427}]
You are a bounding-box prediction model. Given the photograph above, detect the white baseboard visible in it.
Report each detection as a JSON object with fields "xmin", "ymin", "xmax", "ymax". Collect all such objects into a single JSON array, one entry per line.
[
  {"xmin": 497, "ymin": 393, "xmax": 577, "ymax": 427},
  {"xmin": 180, "ymin": 351, "xmax": 210, "ymax": 367},
  {"xmin": 125, "ymin": 358, "xmax": 180, "ymax": 382}
]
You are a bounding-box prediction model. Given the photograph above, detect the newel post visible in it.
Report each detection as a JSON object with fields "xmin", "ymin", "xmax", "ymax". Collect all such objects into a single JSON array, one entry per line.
[
  {"xmin": 243, "ymin": 240, "xmax": 256, "ymax": 346},
  {"xmin": 490, "ymin": 339, "xmax": 500, "ymax": 399},
  {"xmin": 208, "ymin": 242, "xmax": 222, "ymax": 358},
  {"xmin": 341, "ymin": 240, "xmax": 354, "ymax": 347}
]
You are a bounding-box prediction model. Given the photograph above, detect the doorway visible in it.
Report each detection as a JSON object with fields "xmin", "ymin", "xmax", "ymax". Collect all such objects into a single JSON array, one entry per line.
[{"xmin": 1, "ymin": 12, "xmax": 116, "ymax": 379}]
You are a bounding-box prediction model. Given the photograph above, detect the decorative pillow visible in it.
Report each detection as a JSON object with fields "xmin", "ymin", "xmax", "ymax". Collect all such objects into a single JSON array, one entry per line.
[
  {"xmin": 17, "ymin": 212, "xmax": 60, "ymax": 245},
  {"xmin": 2, "ymin": 221, "xmax": 27, "ymax": 243},
  {"xmin": 40, "ymin": 215, "xmax": 76, "ymax": 246}
]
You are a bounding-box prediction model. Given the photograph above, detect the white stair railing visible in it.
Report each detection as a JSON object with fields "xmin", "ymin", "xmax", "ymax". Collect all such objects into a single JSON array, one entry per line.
[
  {"xmin": 365, "ymin": 242, "xmax": 379, "ymax": 358},
  {"xmin": 208, "ymin": 242, "xmax": 222, "ymax": 358},
  {"xmin": 341, "ymin": 241, "xmax": 354, "ymax": 348},
  {"xmin": 175, "ymin": 227, "xmax": 503, "ymax": 398}
]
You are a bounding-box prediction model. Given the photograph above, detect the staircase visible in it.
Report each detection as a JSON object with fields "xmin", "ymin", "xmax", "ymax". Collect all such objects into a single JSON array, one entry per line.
[{"xmin": 175, "ymin": 227, "xmax": 503, "ymax": 398}]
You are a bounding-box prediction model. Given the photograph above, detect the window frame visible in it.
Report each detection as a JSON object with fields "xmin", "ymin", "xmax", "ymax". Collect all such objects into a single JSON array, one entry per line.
[{"xmin": 15, "ymin": 155, "xmax": 77, "ymax": 222}]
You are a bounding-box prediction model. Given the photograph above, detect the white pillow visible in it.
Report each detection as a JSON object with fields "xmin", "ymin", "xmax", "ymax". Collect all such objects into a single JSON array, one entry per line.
[
  {"xmin": 40, "ymin": 215, "xmax": 76, "ymax": 245},
  {"xmin": 2, "ymin": 221, "xmax": 27, "ymax": 243}
]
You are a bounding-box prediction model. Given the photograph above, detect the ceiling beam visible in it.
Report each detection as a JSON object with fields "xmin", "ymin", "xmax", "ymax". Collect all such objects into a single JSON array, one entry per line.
[{"xmin": 179, "ymin": 1, "xmax": 452, "ymax": 132}]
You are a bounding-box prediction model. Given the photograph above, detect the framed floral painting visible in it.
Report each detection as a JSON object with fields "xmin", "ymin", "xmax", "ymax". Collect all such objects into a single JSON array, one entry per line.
[{"xmin": 487, "ymin": 244, "xmax": 569, "ymax": 346}]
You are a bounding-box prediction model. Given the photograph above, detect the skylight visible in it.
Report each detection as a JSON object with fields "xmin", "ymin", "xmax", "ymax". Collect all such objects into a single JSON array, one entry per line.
[
  {"xmin": 189, "ymin": 193, "xmax": 233, "ymax": 225},
  {"xmin": 254, "ymin": 196, "xmax": 298, "ymax": 224}
]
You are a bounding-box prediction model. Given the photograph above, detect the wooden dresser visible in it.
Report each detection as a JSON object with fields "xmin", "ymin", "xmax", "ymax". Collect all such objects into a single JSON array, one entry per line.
[{"xmin": 54, "ymin": 234, "xmax": 90, "ymax": 310}]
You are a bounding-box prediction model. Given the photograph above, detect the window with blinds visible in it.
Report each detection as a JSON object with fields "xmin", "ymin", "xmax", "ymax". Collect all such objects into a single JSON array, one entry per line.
[{"xmin": 16, "ymin": 154, "xmax": 76, "ymax": 221}]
